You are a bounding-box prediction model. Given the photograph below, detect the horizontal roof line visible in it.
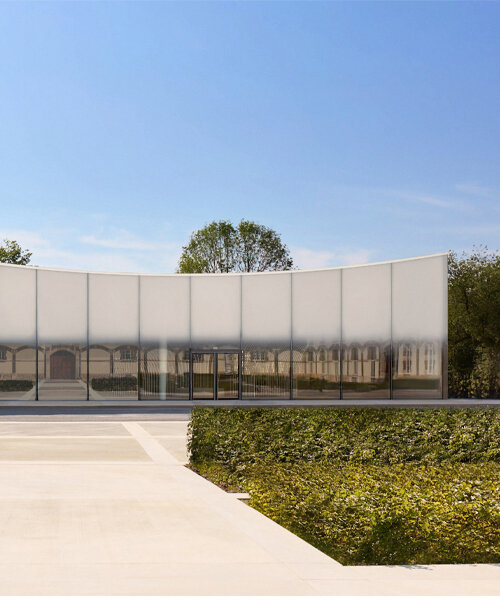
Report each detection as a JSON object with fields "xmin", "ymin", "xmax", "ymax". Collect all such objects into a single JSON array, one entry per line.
[{"xmin": 0, "ymin": 252, "xmax": 448, "ymax": 276}]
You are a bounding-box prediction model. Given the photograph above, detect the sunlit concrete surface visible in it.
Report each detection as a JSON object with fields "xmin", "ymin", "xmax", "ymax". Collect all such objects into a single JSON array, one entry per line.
[{"xmin": 0, "ymin": 418, "xmax": 497, "ymax": 595}]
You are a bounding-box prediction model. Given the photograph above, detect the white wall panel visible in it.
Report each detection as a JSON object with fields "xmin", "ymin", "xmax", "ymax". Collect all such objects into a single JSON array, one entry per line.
[
  {"xmin": 392, "ymin": 255, "xmax": 447, "ymax": 341},
  {"xmin": 140, "ymin": 275, "xmax": 189, "ymax": 343},
  {"xmin": 292, "ymin": 270, "xmax": 341, "ymax": 345},
  {"xmin": 0, "ymin": 266, "xmax": 36, "ymax": 343},
  {"xmin": 37, "ymin": 269, "xmax": 87, "ymax": 343},
  {"xmin": 89, "ymin": 274, "xmax": 138, "ymax": 343},
  {"xmin": 342, "ymin": 263, "xmax": 391, "ymax": 343},
  {"xmin": 242, "ymin": 272, "xmax": 291, "ymax": 343},
  {"xmin": 191, "ymin": 275, "xmax": 240, "ymax": 345}
]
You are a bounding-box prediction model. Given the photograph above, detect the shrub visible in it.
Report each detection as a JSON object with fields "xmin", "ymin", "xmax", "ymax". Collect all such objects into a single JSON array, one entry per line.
[
  {"xmin": 189, "ymin": 408, "xmax": 500, "ymax": 467},
  {"xmin": 189, "ymin": 407, "xmax": 500, "ymax": 565},
  {"xmin": 244, "ymin": 462, "xmax": 500, "ymax": 565},
  {"xmin": 0, "ymin": 379, "xmax": 33, "ymax": 391},
  {"xmin": 90, "ymin": 376, "xmax": 137, "ymax": 391}
]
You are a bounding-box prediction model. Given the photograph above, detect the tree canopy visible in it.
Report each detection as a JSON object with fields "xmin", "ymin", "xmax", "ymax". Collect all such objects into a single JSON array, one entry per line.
[
  {"xmin": 448, "ymin": 246, "xmax": 500, "ymax": 398},
  {"xmin": 177, "ymin": 220, "xmax": 294, "ymax": 273},
  {"xmin": 0, "ymin": 239, "xmax": 32, "ymax": 265}
]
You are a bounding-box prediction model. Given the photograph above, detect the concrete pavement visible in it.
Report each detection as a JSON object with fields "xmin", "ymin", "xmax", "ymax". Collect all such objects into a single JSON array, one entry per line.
[{"xmin": 0, "ymin": 417, "xmax": 497, "ymax": 595}]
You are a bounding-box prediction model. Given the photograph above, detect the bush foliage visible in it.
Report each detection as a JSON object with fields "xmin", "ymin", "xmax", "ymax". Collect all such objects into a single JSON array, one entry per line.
[
  {"xmin": 189, "ymin": 408, "xmax": 500, "ymax": 466},
  {"xmin": 90, "ymin": 376, "xmax": 137, "ymax": 391},
  {"xmin": 0, "ymin": 379, "xmax": 33, "ymax": 391},
  {"xmin": 189, "ymin": 408, "xmax": 500, "ymax": 565}
]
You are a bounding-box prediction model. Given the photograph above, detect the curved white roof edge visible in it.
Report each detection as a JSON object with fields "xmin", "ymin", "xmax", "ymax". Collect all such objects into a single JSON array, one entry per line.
[{"xmin": 0, "ymin": 251, "xmax": 448, "ymax": 277}]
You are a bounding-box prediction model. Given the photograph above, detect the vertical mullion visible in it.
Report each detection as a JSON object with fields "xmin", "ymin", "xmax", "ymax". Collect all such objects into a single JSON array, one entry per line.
[
  {"xmin": 390, "ymin": 262, "xmax": 393, "ymax": 400},
  {"xmin": 239, "ymin": 274, "xmax": 243, "ymax": 400},
  {"xmin": 339, "ymin": 268, "xmax": 343, "ymax": 400},
  {"xmin": 442, "ymin": 255, "xmax": 448, "ymax": 399},
  {"xmin": 188, "ymin": 276, "xmax": 192, "ymax": 401},
  {"xmin": 290, "ymin": 272, "xmax": 293, "ymax": 401},
  {"xmin": 137, "ymin": 276, "xmax": 141, "ymax": 401},
  {"xmin": 86, "ymin": 272, "xmax": 90, "ymax": 401},
  {"xmin": 214, "ymin": 353, "xmax": 218, "ymax": 400},
  {"xmin": 35, "ymin": 268, "xmax": 38, "ymax": 401}
]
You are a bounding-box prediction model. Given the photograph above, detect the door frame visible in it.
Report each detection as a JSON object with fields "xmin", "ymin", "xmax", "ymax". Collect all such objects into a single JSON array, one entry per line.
[{"xmin": 189, "ymin": 349, "xmax": 241, "ymax": 400}]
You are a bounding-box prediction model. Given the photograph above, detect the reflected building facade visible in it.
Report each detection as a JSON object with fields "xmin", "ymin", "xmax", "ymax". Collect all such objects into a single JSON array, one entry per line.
[{"xmin": 0, "ymin": 254, "xmax": 447, "ymax": 401}]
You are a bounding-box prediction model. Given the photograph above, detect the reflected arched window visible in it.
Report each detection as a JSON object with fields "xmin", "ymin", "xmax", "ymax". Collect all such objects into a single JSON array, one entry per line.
[
  {"xmin": 368, "ymin": 345, "xmax": 377, "ymax": 379},
  {"xmin": 319, "ymin": 349, "xmax": 326, "ymax": 361},
  {"xmin": 351, "ymin": 346, "xmax": 359, "ymax": 375},
  {"xmin": 424, "ymin": 343, "xmax": 435, "ymax": 374},
  {"xmin": 120, "ymin": 347, "xmax": 137, "ymax": 361},
  {"xmin": 402, "ymin": 344, "xmax": 411, "ymax": 374}
]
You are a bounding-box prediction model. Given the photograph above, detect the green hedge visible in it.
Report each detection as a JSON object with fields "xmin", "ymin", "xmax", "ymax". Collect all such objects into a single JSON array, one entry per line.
[
  {"xmin": 91, "ymin": 376, "xmax": 137, "ymax": 391},
  {"xmin": 189, "ymin": 408, "xmax": 500, "ymax": 565},
  {"xmin": 189, "ymin": 408, "xmax": 500, "ymax": 466},
  {"xmin": 0, "ymin": 379, "xmax": 34, "ymax": 391}
]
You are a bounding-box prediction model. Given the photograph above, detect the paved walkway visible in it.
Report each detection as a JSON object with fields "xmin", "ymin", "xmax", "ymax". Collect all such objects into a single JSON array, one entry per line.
[{"xmin": 0, "ymin": 419, "xmax": 497, "ymax": 595}]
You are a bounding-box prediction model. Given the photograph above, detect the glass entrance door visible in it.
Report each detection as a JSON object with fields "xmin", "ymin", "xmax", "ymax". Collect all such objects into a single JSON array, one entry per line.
[{"xmin": 191, "ymin": 351, "xmax": 240, "ymax": 400}]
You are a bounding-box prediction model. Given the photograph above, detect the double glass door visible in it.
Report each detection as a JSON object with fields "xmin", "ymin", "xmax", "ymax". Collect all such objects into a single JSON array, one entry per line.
[{"xmin": 191, "ymin": 351, "xmax": 240, "ymax": 400}]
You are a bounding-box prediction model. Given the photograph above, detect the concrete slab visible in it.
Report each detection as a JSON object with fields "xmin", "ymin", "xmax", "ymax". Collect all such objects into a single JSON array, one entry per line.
[
  {"xmin": 0, "ymin": 437, "xmax": 150, "ymax": 462},
  {"xmin": 0, "ymin": 418, "xmax": 497, "ymax": 595},
  {"xmin": 0, "ymin": 421, "xmax": 129, "ymax": 436}
]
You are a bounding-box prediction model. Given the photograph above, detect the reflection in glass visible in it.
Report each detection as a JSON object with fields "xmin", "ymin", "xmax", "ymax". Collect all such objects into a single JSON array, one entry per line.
[
  {"xmin": 88, "ymin": 344, "xmax": 138, "ymax": 399},
  {"xmin": 217, "ymin": 353, "xmax": 239, "ymax": 399},
  {"xmin": 37, "ymin": 344, "xmax": 88, "ymax": 400},
  {"xmin": 293, "ymin": 344, "xmax": 340, "ymax": 399},
  {"xmin": 0, "ymin": 344, "xmax": 37, "ymax": 400},
  {"xmin": 192, "ymin": 353, "xmax": 215, "ymax": 399},
  {"xmin": 242, "ymin": 345, "xmax": 291, "ymax": 398},
  {"xmin": 140, "ymin": 345, "xmax": 190, "ymax": 399},
  {"xmin": 392, "ymin": 340, "xmax": 443, "ymax": 398},
  {"xmin": 341, "ymin": 343, "xmax": 391, "ymax": 399}
]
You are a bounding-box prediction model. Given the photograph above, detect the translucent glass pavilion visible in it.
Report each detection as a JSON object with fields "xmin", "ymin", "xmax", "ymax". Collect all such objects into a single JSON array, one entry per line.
[{"xmin": 0, "ymin": 253, "xmax": 447, "ymax": 402}]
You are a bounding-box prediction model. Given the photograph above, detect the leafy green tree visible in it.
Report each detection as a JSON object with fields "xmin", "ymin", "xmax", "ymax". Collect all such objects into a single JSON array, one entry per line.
[
  {"xmin": 0, "ymin": 239, "xmax": 32, "ymax": 265},
  {"xmin": 177, "ymin": 221, "xmax": 238, "ymax": 273},
  {"xmin": 448, "ymin": 246, "xmax": 500, "ymax": 398},
  {"xmin": 178, "ymin": 219, "xmax": 294, "ymax": 273}
]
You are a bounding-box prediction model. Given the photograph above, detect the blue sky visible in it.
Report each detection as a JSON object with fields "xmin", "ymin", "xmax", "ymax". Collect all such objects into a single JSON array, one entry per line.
[{"xmin": 0, "ymin": 1, "xmax": 499, "ymax": 272}]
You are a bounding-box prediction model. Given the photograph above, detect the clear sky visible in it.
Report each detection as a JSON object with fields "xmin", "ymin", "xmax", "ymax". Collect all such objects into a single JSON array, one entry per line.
[{"xmin": 0, "ymin": 1, "xmax": 499, "ymax": 273}]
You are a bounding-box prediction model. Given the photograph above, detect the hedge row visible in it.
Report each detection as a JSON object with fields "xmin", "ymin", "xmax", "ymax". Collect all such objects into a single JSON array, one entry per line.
[
  {"xmin": 0, "ymin": 379, "xmax": 34, "ymax": 391},
  {"xmin": 90, "ymin": 376, "xmax": 137, "ymax": 391},
  {"xmin": 194, "ymin": 460, "xmax": 499, "ymax": 566},
  {"xmin": 189, "ymin": 408, "xmax": 500, "ymax": 565},
  {"xmin": 189, "ymin": 407, "xmax": 500, "ymax": 466}
]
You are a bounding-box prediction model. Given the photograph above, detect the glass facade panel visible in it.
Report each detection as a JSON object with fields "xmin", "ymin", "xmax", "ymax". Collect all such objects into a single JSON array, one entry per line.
[
  {"xmin": 392, "ymin": 255, "xmax": 447, "ymax": 398},
  {"xmin": 192, "ymin": 352, "xmax": 215, "ymax": 399},
  {"xmin": 242, "ymin": 345, "xmax": 291, "ymax": 398},
  {"xmin": 292, "ymin": 270, "xmax": 341, "ymax": 399},
  {"xmin": 0, "ymin": 267, "xmax": 36, "ymax": 400},
  {"xmin": 191, "ymin": 275, "xmax": 240, "ymax": 348},
  {"xmin": 139, "ymin": 276, "xmax": 190, "ymax": 400},
  {"xmin": 0, "ymin": 345, "xmax": 37, "ymax": 400},
  {"xmin": 242, "ymin": 272, "xmax": 291, "ymax": 398},
  {"xmin": 217, "ymin": 353, "xmax": 239, "ymax": 399},
  {"xmin": 37, "ymin": 269, "xmax": 88, "ymax": 400},
  {"xmin": 342, "ymin": 264, "xmax": 391, "ymax": 398},
  {"xmin": 140, "ymin": 345, "xmax": 190, "ymax": 399},
  {"xmin": 89, "ymin": 274, "xmax": 139, "ymax": 399}
]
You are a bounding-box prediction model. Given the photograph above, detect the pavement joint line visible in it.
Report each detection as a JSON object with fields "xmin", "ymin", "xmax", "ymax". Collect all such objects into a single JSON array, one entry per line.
[
  {"xmin": 0, "ymin": 436, "xmax": 133, "ymax": 439},
  {"xmin": 121, "ymin": 422, "xmax": 183, "ymax": 465}
]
